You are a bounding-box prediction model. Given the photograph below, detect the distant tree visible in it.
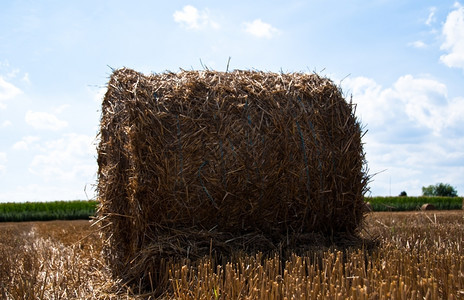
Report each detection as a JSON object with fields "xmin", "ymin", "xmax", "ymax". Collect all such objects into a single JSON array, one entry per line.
[
  {"xmin": 399, "ymin": 191, "xmax": 407, "ymax": 197},
  {"xmin": 422, "ymin": 183, "xmax": 458, "ymax": 197}
]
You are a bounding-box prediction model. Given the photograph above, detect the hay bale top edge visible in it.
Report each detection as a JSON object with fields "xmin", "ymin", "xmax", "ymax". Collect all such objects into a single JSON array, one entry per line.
[
  {"xmin": 106, "ymin": 67, "xmax": 344, "ymax": 99},
  {"xmin": 102, "ymin": 68, "xmax": 353, "ymax": 124},
  {"xmin": 111, "ymin": 67, "xmax": 337, "ymax": 82}
]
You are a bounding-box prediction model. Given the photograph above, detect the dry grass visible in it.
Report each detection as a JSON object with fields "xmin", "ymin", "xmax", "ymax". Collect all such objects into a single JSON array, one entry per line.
[
  {"xmin": 1, "ymin": 211, "xmax": 463, "ymax": 299},
  {"xmin": 0, "ymin": 221, "xmax": 126, "ymax": 299}
]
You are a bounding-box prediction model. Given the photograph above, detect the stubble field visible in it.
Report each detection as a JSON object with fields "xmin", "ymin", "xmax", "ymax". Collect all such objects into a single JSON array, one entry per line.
[{"xmin": 1, "ymin": 211, "xmax": 463, "ymax": 299}]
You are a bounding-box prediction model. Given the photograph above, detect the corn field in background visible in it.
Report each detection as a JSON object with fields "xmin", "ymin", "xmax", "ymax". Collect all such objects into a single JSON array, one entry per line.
[
  {"xmin": 1, "ymin": 211, "xmax": 463, "ymax": 299},
  {"xmin": 0, "ymin": 200, "xmax": 97, "ymax": 222},
  {"xmin": 367, "ymin": 196, "xmax": 463, "ymax": 211}
]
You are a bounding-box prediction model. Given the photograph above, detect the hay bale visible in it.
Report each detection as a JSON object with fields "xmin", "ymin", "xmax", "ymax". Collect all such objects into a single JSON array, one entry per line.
[
  {"xmin": 96, "ymin": 68, "xmax": 369, "ymax": 291},
  {"xmin": 421, "ymin": 203, "xmax": 436, "ymax": 211}
]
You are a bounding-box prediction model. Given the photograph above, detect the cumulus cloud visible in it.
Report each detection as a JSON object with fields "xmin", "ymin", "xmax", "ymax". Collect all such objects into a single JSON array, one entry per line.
[
  {"xmin": 244, "ymin": 19, "xmax": 280, "ymax": 39},
  {"xmin": 342, "ymin": 76, "xmax": 401, "ymax": 128},
  {"xmin": 1, "ymin": 120, "xmax": 12, "ymax": 128},
  {"xmin": 173, "ymin": 5, "xmax": 219, "ymax": 30},
  {"xmin": 440, "ymin": 2, "xmax": 464, "ymax": 70},
  {"xmin": 0, "ymin": 77, "xmax": 22, "ymax": 109},
  {"xmin": 344, "ymin": 74, "xmax": 463, "ymax": 135},
  {"xmin": 0, "ymin": 134, "xmax": 97, "ymax": 202},
  {"xmin": 12, "ymin": 136, "xmax": 40, "ymax": 151},
  {"xmin": 29, "ymin": 133, "xmax": 96, "ymax": 183},
  {"xmin": 0, "ymin": 184, "xmax": 91, "ymax": 203},
  {"xmin": 392, "ymin": 75, "xmax": 464, "ymax": 134},
  {"xmin": 342, "ymin": 75, "xmax": 464, "ymax": 196},
  {"xmin": 409, "ymin": 40, "xmax": 427, "ymax": 48},
  {"xmin": 365, "ymin": 138, "xmax": 464, "ymax": 196},
  {"xmin": 52, "ymin": 104, "xmax": 70, "ymax": 114},
  {"xmin": 0, "ymin": 152, "xmax": 6, "ymax": 174},
  {"xmin": 25, "ymin": 110, "xmax": 68, "ymax": 131}
]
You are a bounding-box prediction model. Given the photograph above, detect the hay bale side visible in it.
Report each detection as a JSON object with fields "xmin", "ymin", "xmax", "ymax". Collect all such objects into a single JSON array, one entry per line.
[
  {"xmin": 97, "ymin": 68, "xmax": 369, "ymax": 290},
  {"xmin": 421, "ymin": 203, "xmax": 436, "ymax": 211}
]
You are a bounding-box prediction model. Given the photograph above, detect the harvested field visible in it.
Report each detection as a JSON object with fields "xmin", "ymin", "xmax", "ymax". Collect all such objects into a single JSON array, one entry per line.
[{"xmin": 1, "ymin": 211, "xmax": 463, "ymax": 299}]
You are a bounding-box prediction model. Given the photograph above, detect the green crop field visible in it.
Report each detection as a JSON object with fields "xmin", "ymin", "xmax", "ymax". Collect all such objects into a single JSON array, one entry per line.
[
  {"xmin": 0, "ymin": 200, "xmax": 98, "ymax": 222},
  {"xmin": 0, "ymin": 197, "xmax": 462, "ymax": 223},
  {"xmin": 366, "ymin": 196, "xmax": 463, "ymax": 211}
]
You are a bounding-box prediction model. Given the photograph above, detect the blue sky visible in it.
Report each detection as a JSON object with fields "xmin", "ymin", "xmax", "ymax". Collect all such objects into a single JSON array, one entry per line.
[{"xmin": 1, "ymin": 0, "xmax": 463, "ymax": 202}]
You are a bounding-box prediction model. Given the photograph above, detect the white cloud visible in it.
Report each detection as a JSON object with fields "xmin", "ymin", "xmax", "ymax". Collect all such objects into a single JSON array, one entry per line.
[
  {"xmin": 0, "ymin": 184, "xmax": 93, "ymax": 202},
  {"xmin": 364, "ymin": 139, "xmax": 464, "ymax": 197},
  {"xmin": 393, "ymin": 75, "xmax": 464, "ymax": 134},
  {"xmin": 52, "ymin": 104, "xmax": 70, "ymax": 114},
  {"xmin": 342, "ymin": 75, "xmax": 464, "ymax": 196},
  {"xmin": 342, "ymin": 76, "xmax": 401, "ymax": 128},
  {"xmin": 409, "ymin": 40, "xmax": 427, "ymax": 48},
  {"xmin": 25, "ymin": 110, "xmax": 68, "ymax": 131},
  {"xmin": 440, "ymin": 2, "xmax": 464, "ymax": 70},
  {"xmin": 29, "ymin": 133, "xmax": 96, "ymax": 183},
  {"xmin": 12, "ymin": 136, "xmax": 41, "ymax": 151},
  {"xmin": 0, "ymin": 152, "xmax": 6, "ymax": 174},
  {"xmin": 426, "ymin": 7, "xmax": 437, "ymax": 26},
  {"xmin": 344, "ymin": 74, "xmax": 462, "ymax": 135},
  {"xmin": 0, "ymin": 77, "xmax": 22, "ymax": 109},
  {"xmin": 7, "ymin": 69, "xmax": 20, "ymax": 79},
  {"xmin": 244, "ymin": 19, "xmax": 280, "ymax": 39},
  {"xmin": 173, "ymin": 5, "xmax": 219, "ymax": 30},
  {"xmin": 22, "ymin": 73, "xmax": 30, "ymax": 84},
  {"xmin": 0, "ymin": 134, "xmax": 97, "ymax": 202},
  {"xmin": 1, "ymin": 120, "xmax": 12, "ymax": 128}
]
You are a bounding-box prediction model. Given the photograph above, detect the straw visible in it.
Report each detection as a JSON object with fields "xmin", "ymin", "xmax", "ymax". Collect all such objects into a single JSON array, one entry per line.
[{"xmin": 96, "ymin": 68, "xmax": 369, "ymax": 292}]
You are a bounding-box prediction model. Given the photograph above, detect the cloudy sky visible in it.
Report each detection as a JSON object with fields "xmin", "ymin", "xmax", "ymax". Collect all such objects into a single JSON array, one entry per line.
[{"xmin": 1, "ymin": 1, "xmax": 463, "ymax": 202}]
